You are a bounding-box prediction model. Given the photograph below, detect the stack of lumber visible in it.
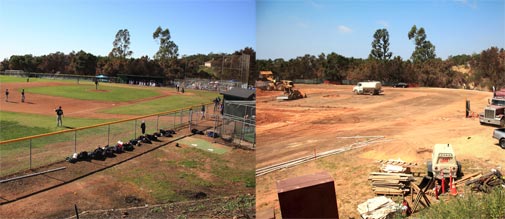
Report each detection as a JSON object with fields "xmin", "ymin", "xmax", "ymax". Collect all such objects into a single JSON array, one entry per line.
[
  {"xmin": 369, "ymin": 172, "xmax": 414, "ymax": 195},
  {"xmin": 465, "ymin": 169, "xmax": 505, "ymax": 193},
  {"xmin": 454, "ymin": 172, "xmax": 481, "ymax": 187}
]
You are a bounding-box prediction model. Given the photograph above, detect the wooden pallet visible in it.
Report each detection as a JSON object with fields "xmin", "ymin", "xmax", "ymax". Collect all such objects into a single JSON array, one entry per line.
[
  {"xmin": 369, "ymin": 172, "xmax": 414, "ymax": 195},
  {"xmin": 378, "ymin": 159, "xmax": 418, "ymax": 167}
]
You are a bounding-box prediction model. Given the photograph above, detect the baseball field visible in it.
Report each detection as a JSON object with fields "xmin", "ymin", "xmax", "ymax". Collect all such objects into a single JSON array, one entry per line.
[{"xmin": 0, "ymin": 75, "xmax": 255, "ymax": 218}]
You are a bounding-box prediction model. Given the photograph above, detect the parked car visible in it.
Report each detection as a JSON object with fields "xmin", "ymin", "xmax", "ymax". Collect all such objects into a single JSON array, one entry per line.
[
  {"xmin": 393, "ymin": 82, "xmax": 408, "ymax": 88},
  {"xmin": 492, "ymin": 128, "xmax": 505, "ymax": 149}
]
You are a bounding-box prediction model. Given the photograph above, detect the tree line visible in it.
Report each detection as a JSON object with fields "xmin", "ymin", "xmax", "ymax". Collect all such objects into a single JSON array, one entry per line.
[
  {"xmin": 257, "ymin": 25, "xmax": 505, "ymax": 90},
  {"xmin": 0, "ymin": 27, "xmax": 256, "ymax": 83}
]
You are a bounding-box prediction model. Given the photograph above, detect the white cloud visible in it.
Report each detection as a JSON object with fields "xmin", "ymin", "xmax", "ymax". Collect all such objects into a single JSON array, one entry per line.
[
  {"xmin": 377, "ymin": 20, "xmax": 389, "ymax": 28},
  {"xmin": 337, "ymin": 25, "xmax": 352, "ymax": 33}
]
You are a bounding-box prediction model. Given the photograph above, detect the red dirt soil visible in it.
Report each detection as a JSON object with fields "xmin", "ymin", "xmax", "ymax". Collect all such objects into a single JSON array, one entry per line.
[{"xmin": 256, "ymin": 84, "xmax": 505, "ymax": 218}]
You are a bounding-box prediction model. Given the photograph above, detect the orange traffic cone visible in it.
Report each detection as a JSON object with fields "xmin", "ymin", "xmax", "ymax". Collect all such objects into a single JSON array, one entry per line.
[
  {"xmin": 450, "ymin": 171, "xmax": 458, "ymax": 195},
  {"xmin": 450, "ymin": 182, "xmax": 458, "ymax": 195}
]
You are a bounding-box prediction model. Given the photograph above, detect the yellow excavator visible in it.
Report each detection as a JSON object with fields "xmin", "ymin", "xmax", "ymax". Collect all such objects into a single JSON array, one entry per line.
[
  {"xmin": 256, "ymin": 71, "xmax": 306, "ymax": 100},
  {"xmin": 276, "ymin": 80, "xmax": 305, "ymax": 101},
  {"xmin": 256, "ymin": 71, "xmax": 280, "ymax": 91}
]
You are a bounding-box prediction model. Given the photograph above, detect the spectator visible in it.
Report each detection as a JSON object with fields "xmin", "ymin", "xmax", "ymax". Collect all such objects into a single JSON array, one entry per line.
[{"xmin": 21, "ymin": 89, "xmax": 25, "ymax": 103}]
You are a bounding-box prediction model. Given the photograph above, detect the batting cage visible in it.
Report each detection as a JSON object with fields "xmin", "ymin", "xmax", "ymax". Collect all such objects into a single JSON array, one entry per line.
[{"xmin": 219, "ymin": 100, "xmax": 256, "ymax": 149}]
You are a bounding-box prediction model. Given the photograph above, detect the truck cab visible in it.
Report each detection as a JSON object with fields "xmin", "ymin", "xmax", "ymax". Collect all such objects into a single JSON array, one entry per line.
[{"xmin": 479, "ymin": 89, "xmax": 505, "ymax": 127}]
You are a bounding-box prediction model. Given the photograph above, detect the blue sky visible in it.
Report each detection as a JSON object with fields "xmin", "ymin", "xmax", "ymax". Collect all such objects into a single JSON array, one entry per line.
[
  {"xmin": 0, "ymin": 0, "xmax": 256, "ymax": 60},
  {"xmin": 257, "ymin": 0, "xmax": 505, "ymax": 60}
]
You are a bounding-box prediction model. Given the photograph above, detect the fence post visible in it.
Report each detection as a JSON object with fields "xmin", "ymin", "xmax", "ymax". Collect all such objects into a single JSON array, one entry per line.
[
  {"xmin": 242, "ymin": 104, "xmax": 248, "ymax": 145},
  {"xmin": 156, "ymin": 115, "xmax": 160, "ymax": 131},
  {"xmin": 173, "ymin": 111, "xmax": 176, "ymax": 129},
  {"xmin": 180, "ymin": 109, "xmax": 183, "ymax": 128},
  {"xmin": 134, "ymin": 119, "xmax": 137, "ymax": 139},
  {"xmin": 29, "ymin": 139, "xmax": 32, "ymax": 169},
  {"xmin": 74, "ymin": 130, "xmax": 77, "ymax": 153},
  {"xmin": 189, "ymin": 109, "xmax": 193, "ymax": 131},
  {"xmin": 107, "ymin": 124, "xmax": 110, "ymax": 146}
]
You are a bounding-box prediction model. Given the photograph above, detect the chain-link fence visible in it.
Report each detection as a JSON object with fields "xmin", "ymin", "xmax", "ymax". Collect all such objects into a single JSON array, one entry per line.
[
  {"xmin": 218, "ymin": 101, "xmax": 255, "ymax": 149},
  {"xmin": 0, "ymin": 71, "xmax": 119, "ymax": 83},
  {"xmin": 174, "ymin": 78, "xmax": 247, "ymax": 93},
  {"xmin": 0, "ymin": 103, "xmax": 215, "ymax": 177}
]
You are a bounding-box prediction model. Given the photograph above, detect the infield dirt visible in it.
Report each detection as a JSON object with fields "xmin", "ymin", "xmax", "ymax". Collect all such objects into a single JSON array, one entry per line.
[{"xmin": 0, "ymin": 81, "xmax": 185, "ymax": 119}]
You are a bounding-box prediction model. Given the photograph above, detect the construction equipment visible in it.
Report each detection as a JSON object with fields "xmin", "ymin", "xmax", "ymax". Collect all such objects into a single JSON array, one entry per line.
[
  {"xmin": 353, "ymin": 81, "xmax": 383, "ymax": 95},
  {"xmin": 479, "ymin": 88, "xmax": 505, "ymax": 127},
  {"xmin": 426, "ymin": 144, "xmax": 462, "ymax": 179},
  {"xmin": 276, "ymin": 85, "xmax": 305, "ymax": 101},
  {"xmin": 256, "ymin": 71, "xmax": 299, "ymax": 92},
  {"xmin": 256, "ymin": 71, "xmax": 281, "ymax": 91}
]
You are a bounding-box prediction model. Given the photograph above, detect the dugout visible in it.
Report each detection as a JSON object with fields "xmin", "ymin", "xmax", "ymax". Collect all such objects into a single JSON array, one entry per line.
[
  {"xmin": 95, "ymin": 74, "xmax": 109, "ymax": 82},
  {"xmin": 117, "ymin": 74, "xmax": 166, "ymax": 86},
  {"xmin": 220, "ymin": 87, "xmax": 255, "ymax": 101}
]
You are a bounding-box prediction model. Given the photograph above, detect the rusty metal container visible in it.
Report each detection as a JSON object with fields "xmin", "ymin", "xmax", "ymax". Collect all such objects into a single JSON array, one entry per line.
[{"xmin": 276, "ymin": 172, "xmax": 339, "ymax": 218}]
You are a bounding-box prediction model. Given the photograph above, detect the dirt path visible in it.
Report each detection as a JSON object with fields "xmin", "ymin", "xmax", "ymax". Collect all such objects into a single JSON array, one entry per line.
[
  {"xmin": 256, "ymin": 84, "xmax": 505, "ymax": 217},
  {"xmin": 0, "ymin": 81, "xmax": 184, "ymax": 119}
]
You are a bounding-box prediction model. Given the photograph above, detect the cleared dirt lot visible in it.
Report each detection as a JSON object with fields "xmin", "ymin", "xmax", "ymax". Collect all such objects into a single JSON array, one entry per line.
[{"xmin": 256, "ymin": 84, "xmax": 505, "ymax": 217}]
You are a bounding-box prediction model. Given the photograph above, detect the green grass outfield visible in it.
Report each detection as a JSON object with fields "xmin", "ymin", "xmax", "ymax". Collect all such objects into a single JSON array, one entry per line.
[
  {"xmin": 27, "ymin": 84, "xmax": 160, "ymax": 102},
  {"xmin": 102, "ymin": 89, "xmax": 219, "ymax": 115},
  {"xmin": 0, "ymin": 111, "xmax": 111, "ymax": 141}
]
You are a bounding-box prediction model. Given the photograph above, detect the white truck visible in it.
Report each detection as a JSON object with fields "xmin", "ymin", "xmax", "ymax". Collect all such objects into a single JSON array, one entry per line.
[
  {"xmin": 492, "ymin": 128, "xmax": 505, "ymax": 149},
  {"xmin": 353, "ymin": 81, "xmax": 383, "ymax": 95}
]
